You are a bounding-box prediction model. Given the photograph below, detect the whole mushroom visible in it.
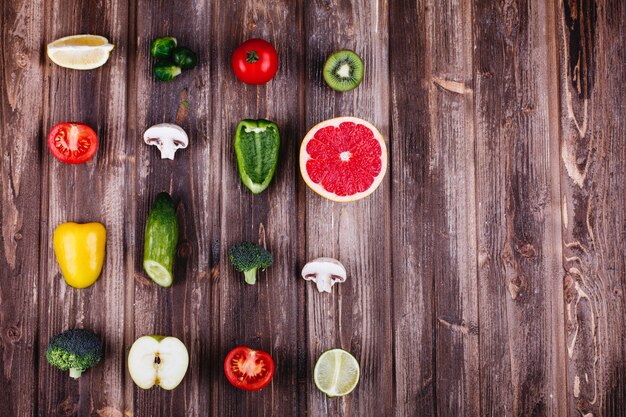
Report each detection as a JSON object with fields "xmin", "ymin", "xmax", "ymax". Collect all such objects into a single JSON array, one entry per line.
[
  {"xmin": 301, "ymin": 258, "xmax": 347, "ymax": 293},
  {"xmin": 143, "ymin": 123, "xmax": 188, "ymax": 160}
]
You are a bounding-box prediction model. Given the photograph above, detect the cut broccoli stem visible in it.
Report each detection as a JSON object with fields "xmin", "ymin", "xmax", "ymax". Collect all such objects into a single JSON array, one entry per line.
[
  {"xmin": 69, "ymin": 368, "xmax": 83, "ymax": 379},
  {"xmin": 244, "ymin": 269, "xmax": 257, "ymax": 285}
]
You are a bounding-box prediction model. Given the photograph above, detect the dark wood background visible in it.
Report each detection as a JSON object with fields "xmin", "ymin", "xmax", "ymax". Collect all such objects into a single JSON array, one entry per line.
[{"xmin": 1, "ymin": 0, "xmax": 624, "ymax": 416}]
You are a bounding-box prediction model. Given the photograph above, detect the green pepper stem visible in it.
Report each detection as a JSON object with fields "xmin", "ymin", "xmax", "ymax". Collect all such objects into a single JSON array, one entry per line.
[{"xmin": 69, "ymin": 368, "xmax": 83, "ymax": 379}]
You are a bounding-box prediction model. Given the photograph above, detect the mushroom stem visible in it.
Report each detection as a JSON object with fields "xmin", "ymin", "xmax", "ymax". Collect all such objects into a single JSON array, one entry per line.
[
  {"xmin": 315, "ymin": 277, "xmax": 333, "ymax": 293},
  {"xmin": 159, "ymin": 146, "xmax": 177, "ymax": 160}
]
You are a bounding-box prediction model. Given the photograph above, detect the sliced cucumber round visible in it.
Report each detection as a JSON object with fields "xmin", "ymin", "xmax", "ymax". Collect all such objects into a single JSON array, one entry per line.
[{"xmin": 143, "ymin": 260, "xmax": 173, "ymax": 288}]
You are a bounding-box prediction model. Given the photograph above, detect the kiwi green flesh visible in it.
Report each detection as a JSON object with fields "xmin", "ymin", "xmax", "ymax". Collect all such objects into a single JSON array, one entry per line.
[{"xmin": 323, "ymin": 50, "xmax": 364, "ymax": 92}]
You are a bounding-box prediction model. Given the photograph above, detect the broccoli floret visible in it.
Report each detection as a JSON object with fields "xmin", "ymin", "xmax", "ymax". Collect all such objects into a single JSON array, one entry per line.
[
  {"xmin": 228, "ymin": 242, "xmax": 273, "ymax": 285},
  {"xmin": 46, "ymin": 329, "xmax": 102, "ymax": 378}
]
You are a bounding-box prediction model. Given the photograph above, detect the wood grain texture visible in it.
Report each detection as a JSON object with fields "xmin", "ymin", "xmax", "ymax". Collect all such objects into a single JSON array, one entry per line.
[
  {"xmin": 0, "ymin": 1, "xmax": 44, "ymax": 416},
  {"xmin": 1, "ymin": 0, "xmax": 626, "ymax": 416},
  {"xmin": 391, "ymin": 0, "xmax": 481, "ymax": 415},
  {"xmin": 36, "ymin": 1, "xmax": 130, "ymax": 416},
  {"xmin": 557, "ymin": 0, "xmax": 626, "ymax": 415},
  {"xmin": 303, "ymin": 1, "xmax": 393, "ymax": 416},
  {"xmin": 131, "ymin": 1, "xmax": 217, "ymax": 416},
  {"xmin": 388, "ymin": 1, "xmax": 436, "ymax": 414},
  {"xmin": 207, "ymin": 0, "xmax": 302, "ymax": 416},
  {"xmin": 473, "ymin": 0, "xmax": 566, "ymax": 415},
  {"xmin": 429, "ymin": 1, "xmax": 481, "ymax": 415}
]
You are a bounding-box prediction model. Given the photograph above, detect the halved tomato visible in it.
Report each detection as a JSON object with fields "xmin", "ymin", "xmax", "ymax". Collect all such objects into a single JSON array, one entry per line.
[
  {"xmin": 224, "ymin": 346, "xmax": 274, "ymax": 391},
  {"xmin": 47, "ymin": 122, "xmax": 98, "ymax": 164}
]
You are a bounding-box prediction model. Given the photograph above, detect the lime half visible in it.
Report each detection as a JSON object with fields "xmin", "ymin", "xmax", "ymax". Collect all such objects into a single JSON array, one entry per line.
[
  {"xmin": 143, "ymin": 260, "xmax": 173, "ymax": 288},
  {"xmin": 314, "ymin": 349, "xmax": 360, "ymax": 397}
]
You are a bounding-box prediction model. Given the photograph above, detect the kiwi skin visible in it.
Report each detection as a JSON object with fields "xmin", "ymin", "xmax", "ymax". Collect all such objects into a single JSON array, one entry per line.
[{"xmin": 323, "ymin": 50, "xmax": 364, "ymax": 92}]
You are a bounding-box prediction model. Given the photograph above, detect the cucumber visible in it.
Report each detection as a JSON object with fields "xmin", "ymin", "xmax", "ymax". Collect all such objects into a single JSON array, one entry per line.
[{"xmin": 143, "ymin": 192, "xmax": 179, "ymax": 287}]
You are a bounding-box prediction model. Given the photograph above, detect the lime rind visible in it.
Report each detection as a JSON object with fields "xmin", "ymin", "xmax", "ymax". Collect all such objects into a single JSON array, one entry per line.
[
  {"xmin": 314, "ymin": 348, "xmax": 360, "ymax": 398},
  {"xmin": 143, "ymin": 260, "xmax": 173, "ymax": 288}
]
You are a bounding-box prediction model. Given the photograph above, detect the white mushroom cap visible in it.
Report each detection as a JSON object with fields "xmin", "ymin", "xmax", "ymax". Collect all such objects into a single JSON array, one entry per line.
[
  {"xmin": 143, "ymin": 123, "xmax": 189, "ymax": 160},
  {"xmin": 301, "ymin": 257, "xmax": 347, "ymax": 293}
]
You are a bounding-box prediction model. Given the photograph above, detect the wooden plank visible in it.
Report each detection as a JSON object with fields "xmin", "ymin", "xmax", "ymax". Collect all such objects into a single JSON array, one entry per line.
[
  {"xmin": 473, "ymin": 0, "xmax": 567, "ymax": 415},
  {"xmin": 206, "ymin": 1, "xmax": 304, "ymax": 416},
  {"xmin": 303, "ymin": 1, "xmax": 393, "ymax": 416},
  {"xmin": 130, "ymin": 1, "xmax": 217, "ymax": 416},
  {"xmin": 429, "ymin": 0, "xmax": 481, "ymax": 413},
  {"xmin": 390, "ymin": 0, "xmax": 480, "ymax": 415},
  {"xmin": 557, "ymin": 0, "xmax": 626, "ymax": 415},
  {"xmin": 0, "ymin": 0, "xmax": 44, "ymax": 415},
  {"xmin": 388, "ymin": 0, "xmax": 435, "ymax": 414},
  {"xmin": 37, "ymin": 1, "xmax": 130, "ymax": 416},
  {"xmin": 123, "ymin": 1, "xmax": 138, "ymax": 414}
]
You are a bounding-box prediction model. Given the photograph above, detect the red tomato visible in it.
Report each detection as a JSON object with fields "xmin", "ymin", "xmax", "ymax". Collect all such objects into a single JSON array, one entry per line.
[
  {"xmin": 231, "ymin": 39, "xmax": 278, "ymax": 84},
  {"xmin": 47, "ymin": 122, "xmax": 98, "ymax": 164},
  {"xmin": 224, "ymin": 346, "xmax": 275, "ymax": 391}
]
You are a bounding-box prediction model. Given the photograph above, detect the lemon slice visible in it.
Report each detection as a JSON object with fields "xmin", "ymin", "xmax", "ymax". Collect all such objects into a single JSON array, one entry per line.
[
  {"xmin": 314, "ymin": 349, "xmax": 360, "ymax": 397},
  {"xmin": 47, "ymin": 35, "xmax": 114, "ymax": 70}
]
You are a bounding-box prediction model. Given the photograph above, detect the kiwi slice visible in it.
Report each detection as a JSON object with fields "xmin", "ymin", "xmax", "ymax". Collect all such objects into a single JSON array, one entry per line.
[{"xmin": 323, "ymin": 50, "xmax": 364, "ymax": 92}]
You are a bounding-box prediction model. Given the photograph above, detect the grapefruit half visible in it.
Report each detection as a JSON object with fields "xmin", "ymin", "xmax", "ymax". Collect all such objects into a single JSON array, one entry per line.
[{"xmin": 299, "ymin": 117, "xmax": 388, "ymax": 202}]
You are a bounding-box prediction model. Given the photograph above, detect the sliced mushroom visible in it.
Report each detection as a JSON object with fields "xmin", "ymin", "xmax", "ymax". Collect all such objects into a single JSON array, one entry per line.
[
  {"xmin": 301, "ymin": 258, "xmax": 347, "ymax": 293},
  {"xmin": 143, "ymin": 123, "xmax": 188, "ymax": 160}
]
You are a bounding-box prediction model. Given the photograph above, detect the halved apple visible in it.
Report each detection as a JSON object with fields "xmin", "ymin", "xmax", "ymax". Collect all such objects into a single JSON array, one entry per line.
[{"xmin": 128, "ymin": 335, "xmax": 189, "ymax": 390}]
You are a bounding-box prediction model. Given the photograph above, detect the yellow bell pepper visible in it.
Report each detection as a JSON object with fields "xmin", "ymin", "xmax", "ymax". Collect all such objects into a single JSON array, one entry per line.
[{"xmin": 53, "ymin": 222, "xmax": 106, "ymax": 289}]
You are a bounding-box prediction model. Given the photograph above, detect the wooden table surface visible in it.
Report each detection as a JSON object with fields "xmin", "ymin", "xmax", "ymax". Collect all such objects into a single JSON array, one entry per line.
[{"xmin": 1, "ymin": 0, "xmax": 625, "ymax": 416}]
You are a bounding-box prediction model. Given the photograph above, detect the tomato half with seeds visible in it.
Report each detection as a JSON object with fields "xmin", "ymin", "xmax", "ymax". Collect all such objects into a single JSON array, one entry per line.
[
  {"xmin": 47, "ymin": 122, "xmax": 98, "ymax": 164},
  {"xmin": 224, "ymin": 346, "xmax": 275, "ymax": 391},
  {"xmin": 231, "ymin": 38, "xmax": 278, "ymax": 84}
]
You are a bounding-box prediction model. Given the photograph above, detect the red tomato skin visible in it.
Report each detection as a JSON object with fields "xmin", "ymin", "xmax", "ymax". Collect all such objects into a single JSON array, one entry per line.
[
  {"xmin": 224, "ymin": 346, "xmax": 275, "ymax": 391},
  {"xmin": 231, "ymin": 39, "xmax": 278, "ymax": 84},
  {"xmin": 47, "ymin": 122, "xmax": 98, "ymax": 164}
]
